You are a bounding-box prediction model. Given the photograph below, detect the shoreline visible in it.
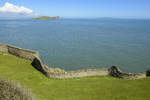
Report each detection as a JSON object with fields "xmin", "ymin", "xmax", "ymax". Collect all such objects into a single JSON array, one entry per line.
[{"xmin": 0, "ymin": 43, "xmax": 148, "ymax": 79}]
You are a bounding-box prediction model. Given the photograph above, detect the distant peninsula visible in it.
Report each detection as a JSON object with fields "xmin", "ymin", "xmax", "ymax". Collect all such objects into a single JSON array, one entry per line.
[{"xmin": 32, "ymin": 16, "xmax": 60, "ymax": 20}]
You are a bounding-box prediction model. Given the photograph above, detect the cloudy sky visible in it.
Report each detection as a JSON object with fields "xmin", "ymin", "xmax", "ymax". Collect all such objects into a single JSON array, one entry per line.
[
  {"xmin": 0, "ymin": 0, "xmax": 150, "ymax": 18},
  {"xmin": 0, "ymin": 2, "xmax": 36, "ymax": 17}
]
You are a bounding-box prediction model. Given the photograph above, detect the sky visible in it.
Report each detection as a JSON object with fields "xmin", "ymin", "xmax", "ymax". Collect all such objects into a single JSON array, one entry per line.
[{"xmin": 0, "ymin": 0, "xmax": 150, "ymax": 18}]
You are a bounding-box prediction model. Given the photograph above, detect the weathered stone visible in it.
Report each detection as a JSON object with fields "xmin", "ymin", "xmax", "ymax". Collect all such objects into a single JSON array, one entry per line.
[
  {"xmin": 108, "ymin": 66, "xmax": 123, "ymax": 78},
  {"xmin": 0, "ymin": 44, "xmax": 38, "ymax": 61},
  {"xmin": 109, "ymin": 66, "xmax": 146, "ymax": 79},
  {"xmin": 31, "ymin": 57, "xmax": 48, "ymax": 76},
  {"xmin": 48, "ymin": 68, "xmax": 65, "ymax": 73}
]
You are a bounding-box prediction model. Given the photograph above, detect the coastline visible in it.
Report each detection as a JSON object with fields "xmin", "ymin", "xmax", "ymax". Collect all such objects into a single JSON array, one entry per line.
[{"xmin": 0, "ymin": 43, "xmax": 148, "ymax": 79}]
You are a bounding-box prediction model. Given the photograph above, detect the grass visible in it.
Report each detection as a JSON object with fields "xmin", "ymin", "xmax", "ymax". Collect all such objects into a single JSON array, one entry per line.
[{"xmin": 0, "ymin": 52, "xmax": 150, "ymax": 100}]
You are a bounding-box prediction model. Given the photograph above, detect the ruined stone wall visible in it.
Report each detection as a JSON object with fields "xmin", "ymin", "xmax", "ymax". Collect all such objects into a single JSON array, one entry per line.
[
  {"xmin": 7, "ymin": 45, "xmax": 39, "ymax": 61},
  {"xmin": 0, "ymin": 44, "xmax": 8, "ymax": 53},
  {"xmin": 46, "ymin": 67, "xmax": 147, "ymax": 79},
  {"xmin": 108, "ymin": 66, "xmax": 146, "ymax": 79},
  {"xmin": 47, "ymin": 69, "xmax": 109, "ymax": 79},
  {"xmin": 0, "ymin": 43, "xmax": 148, "ymax": 79},
  {"xmin": 0, "ymin": 44, "xmax": 39, "ymax": 61}
]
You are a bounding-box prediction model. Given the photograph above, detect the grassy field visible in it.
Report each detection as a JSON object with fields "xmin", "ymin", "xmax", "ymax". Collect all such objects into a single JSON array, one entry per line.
[{"xmin": 0, "ymin": 52, "xmax": 150, "ymax": 100}]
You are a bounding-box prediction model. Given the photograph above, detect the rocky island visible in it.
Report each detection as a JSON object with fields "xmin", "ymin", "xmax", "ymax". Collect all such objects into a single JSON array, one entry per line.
[{"xmin": 32, "ymin": 16, "xmax": 60, "ymax": 20}]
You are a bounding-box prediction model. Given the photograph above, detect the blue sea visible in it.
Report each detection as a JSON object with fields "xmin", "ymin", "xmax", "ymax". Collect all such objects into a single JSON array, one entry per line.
[{"xmin": 0, "ymin": 18, "xmax": 150, "ymax": 73}]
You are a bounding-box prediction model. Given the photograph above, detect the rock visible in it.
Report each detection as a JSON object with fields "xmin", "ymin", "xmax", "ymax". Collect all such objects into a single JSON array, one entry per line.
[
  {"xmin": 108, "ymin": 66, "xmax": 123, "ymax": 78},
  {"xmin": 31, "ymin": 57, "xmax": 48, "ymax": 75}
]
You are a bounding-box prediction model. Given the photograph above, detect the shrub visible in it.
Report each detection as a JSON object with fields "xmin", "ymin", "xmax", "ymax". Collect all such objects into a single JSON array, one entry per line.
[
  {"xmin": 0, "ymin": 78, "xmax": 36, "ymax": 100},
  {"xmin": 146, "ymin": 69, "xmax": 150, "ymax": 77}
]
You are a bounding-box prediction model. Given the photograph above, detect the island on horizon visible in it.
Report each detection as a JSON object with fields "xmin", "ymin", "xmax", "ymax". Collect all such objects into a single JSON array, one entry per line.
[{"xmin": 32, "ymin": 16, "xmax": 60, "ymax": 20}]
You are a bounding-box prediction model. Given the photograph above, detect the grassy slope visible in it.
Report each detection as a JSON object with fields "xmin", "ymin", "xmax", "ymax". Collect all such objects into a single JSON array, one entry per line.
[{"xmin": 0, "ymin": 52, "xmax": 150, "ymax": 100}]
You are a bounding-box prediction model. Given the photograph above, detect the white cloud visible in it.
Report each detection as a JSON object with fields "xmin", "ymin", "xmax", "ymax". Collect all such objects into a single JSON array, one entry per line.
[{"xmin": 0, "ymin": 2, "xmax": 33, "ymax": 14}]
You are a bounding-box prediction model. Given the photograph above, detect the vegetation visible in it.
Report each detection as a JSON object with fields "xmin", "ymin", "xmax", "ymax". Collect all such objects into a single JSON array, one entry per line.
[
  {"xmin": 0, "ymin": 52, "xmax": 150, "ymax": 100},
  {"xmin": 32, "ymin": 16, "xmax": 60, "ymax": 20},
  {"xmin": 0, "ymin": 77, "xmax": 35, "ymax": 100},
  {"xmin": 146, "ymin": 69, "xmax": 150, "ymax": 76}
]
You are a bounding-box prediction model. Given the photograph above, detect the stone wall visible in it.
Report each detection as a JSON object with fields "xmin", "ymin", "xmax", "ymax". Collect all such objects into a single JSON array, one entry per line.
[
  {"xmin": 47, "ymin": 69, "xmax": 109, "ymax": 79},
  {"xmin": 0, "ymin": 44, "xmax": 39, "ymax": 61},
  {"xmin": 108, "ymin": 66, "xmax": 146, "ymax": 79},
  {"xmin": 0, "ymin": 44, "xmax": 8, "ymax": 53},
  {"xmin": 0, "ymin": 43, "xmax": 148, "ymax": 79},
  {"xmin": 31, "ymin": 57, "xmax": 50, "ymax": 77},
  {"xmin": 44, "ymin": 66, "xmax": 147, "ymax": 79}
]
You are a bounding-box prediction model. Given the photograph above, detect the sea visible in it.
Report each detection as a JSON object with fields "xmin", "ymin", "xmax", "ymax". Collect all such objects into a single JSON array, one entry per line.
[{"xmin": 0, "ymin": 18, "xmax": 150, "ymax": 73}]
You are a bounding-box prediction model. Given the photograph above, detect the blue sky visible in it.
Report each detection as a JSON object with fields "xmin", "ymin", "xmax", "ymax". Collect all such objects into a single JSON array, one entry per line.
[{"xmin": 0, "ymin": 0, "xmax": 150, "ymax": 18}]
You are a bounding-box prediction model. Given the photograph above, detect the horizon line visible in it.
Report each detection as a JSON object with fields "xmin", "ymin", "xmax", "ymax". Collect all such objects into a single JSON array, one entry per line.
[{"xmin": 0, "ymin": 16, "xmax": 150, "ymax": 20}]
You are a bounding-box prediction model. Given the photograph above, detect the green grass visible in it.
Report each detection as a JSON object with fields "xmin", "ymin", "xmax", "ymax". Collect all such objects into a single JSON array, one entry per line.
[{"xmin": 0, "ymin": 52, "xmax": 150, "ymax": 100}]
